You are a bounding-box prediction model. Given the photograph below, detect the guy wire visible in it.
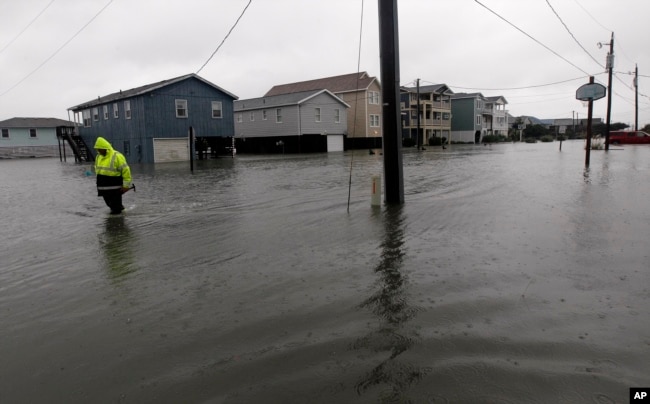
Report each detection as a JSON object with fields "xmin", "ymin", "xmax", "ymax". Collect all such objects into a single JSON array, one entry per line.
[{"xmin": 347, "ymin": 0, "xmax": 365, "ymax": 213}]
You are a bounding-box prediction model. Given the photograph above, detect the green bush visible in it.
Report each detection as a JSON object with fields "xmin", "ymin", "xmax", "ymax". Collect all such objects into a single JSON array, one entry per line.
[
  {"xmin": 428, "ymin": 137, "xmax": 447, "ymax": 146},
  {"xmin": 402, "ymin": 137, "xmax": 416, "ymax": 147},
  {"xmin": 482, "ymin": 135, "xmax": 507, "ymax": 143},
  {"xmin": 524, "ymin": 137, "xmax": 537, "ymax": 143},
  {"xmin": 540, "ymin": 135, "xmax": 554, "ymax": 142}
]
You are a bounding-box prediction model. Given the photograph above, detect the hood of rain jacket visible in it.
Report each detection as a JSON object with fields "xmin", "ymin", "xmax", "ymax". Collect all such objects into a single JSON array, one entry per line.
[{"xmin": 94, "ymin": 137, "xmax": 113, "ymax": 150}]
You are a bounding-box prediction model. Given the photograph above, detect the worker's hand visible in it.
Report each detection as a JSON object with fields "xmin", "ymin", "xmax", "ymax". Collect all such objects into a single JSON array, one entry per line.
[{"xmin": 121, "ymin": 187, "xmax": 130, "ymax": 194}]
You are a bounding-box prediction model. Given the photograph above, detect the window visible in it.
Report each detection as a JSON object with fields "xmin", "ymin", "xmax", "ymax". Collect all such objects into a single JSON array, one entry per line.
[
  {"xmin": 476, "ymin": 115, "xmax": 481, "ymax": 125},
  {"xmin": 102, "ymin": 105, "xmax": 108, "ymax": 120},
  {"xmin": 334, "ymin": 109, "xmax": 340, "ymax": 123},
  {"xmin": 315, "ymin": 107, "xmax": 321, "ymax": 122},
  {"xmin": 263, "ymin": 110, "xmax": 267, "ymax": 120},
  {"xmin": 83, "ymin": 110, "xmax": 92, "ymax": 127},
  {"xmin": 123, "ymin": 140, "xmax": 130, "ymax": 156},
  {"xmin": 93, "ymin": 107, "xmax": 99, "ymax": 121},
  {"xmin": 237, "ymin": 114, "xmax": 243, "ymax": 123},
  {"xmin": 113, "ymin": 103, "xmax": 119, "ymax": 118},
  {"xmin": 29, "ymin": 128, "xmax": 37, "ymax": 138},
  {"xmin": 124, "ymin": 100, "xmax": 131, "ymax": 119},
  {"xmin": 276, "ymin": 108, "xmax": 282, "ymax": 123},
  {"xmin": 250, "ymin": 112, "xmax": 255, "ymax": 121},
  {"xmin": 176, "ymin": 99, "xmax": 188, "ymax": 118},
  {"xmin": 212, "ymin": 101, "xmax": 222, "ymax": 118},
  {"xmin": 2, "ymin": 128, "xmax": 9, "ymax": 138},
  {"xmin": 368, "ymin": 91, "xmax": 380, "ymax": 104},
  {"xmin": 370, "ymin": 114, "xmax": 380, "ymax": 127}
]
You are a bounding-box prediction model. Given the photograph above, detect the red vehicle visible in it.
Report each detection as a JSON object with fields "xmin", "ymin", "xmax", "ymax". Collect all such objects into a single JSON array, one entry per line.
[{"xmin": 609, "ymin": 130, "xmax": 650, "ymax": 145}]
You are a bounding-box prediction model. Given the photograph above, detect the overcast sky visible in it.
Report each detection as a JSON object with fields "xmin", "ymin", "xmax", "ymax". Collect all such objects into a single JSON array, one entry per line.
[{"xmin": 1, "ymin": 0, "xmax": 648, "ymax": 127}]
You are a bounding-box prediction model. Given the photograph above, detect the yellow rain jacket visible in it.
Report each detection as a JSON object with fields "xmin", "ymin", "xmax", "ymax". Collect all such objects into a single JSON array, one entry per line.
[{"xmin": 94, "ymin": 137, "xmax": 132, "ymax": 195}]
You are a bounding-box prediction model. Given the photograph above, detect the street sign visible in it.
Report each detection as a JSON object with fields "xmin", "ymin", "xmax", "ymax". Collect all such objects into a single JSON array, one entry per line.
[{"xmin": 576, "ymin": 83, "xmax": 607, "ymax": 101}]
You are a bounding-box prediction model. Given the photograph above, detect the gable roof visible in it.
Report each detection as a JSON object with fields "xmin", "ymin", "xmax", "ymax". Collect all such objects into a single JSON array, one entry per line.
[
  {"xmin": 68, "ymin": 73, "xmax": 237, "ymax": 112},
  {"xmin": 235, "ymin": 89, "xmax": 350, "ymax": 111},
  {"xmin": 0, "ymin": 117, "xmax": 77, "ymax": 128},
  {"xmin": 401, "ymin": 83, "xmax": 454, "ymax": 95},
  {"xmin": 450, "ymin": 92, "xmax": 485, "ymax": 100},
  {"xmin": 264, "ymin": 72, "xmax": 378, "ymax": 97},
  {"xmin": 485, "ymin": 95, "xmax": 508, "ymax": 104}
]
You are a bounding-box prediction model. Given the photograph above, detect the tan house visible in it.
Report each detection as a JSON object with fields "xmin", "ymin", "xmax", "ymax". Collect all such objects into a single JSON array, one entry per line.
[
  {"xmin": 265, "ymin": 72, "xmax": 382, "ymax": 146},
  {"xmin": 400, "ymin": 84, "xmax": 453, "ymax": 146}
]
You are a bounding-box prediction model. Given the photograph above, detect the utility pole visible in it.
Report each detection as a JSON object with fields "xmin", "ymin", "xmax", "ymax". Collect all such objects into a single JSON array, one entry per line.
[
  {"xmin": 572, "ymin": 110, "xmax": 575, "ymax": 137},
  {"xmin": 635, "ymin": 64, "xmax": 639, "ymax": 131},
  {"xmin": 600, "ymin": 32, "xmax": 614, "ymax": 151},
  {"xmin": 416, "ymin": 78, "xmax": 421, "ymax": 150},
  {"xmin": 378, "ymin": 0, "xmax": 404, "ymax": 204}
]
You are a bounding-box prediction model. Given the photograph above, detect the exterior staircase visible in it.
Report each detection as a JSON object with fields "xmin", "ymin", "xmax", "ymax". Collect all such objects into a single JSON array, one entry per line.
[{"xmin": 57, "ymin": 126, "xmax": 94, "ymax": 162}]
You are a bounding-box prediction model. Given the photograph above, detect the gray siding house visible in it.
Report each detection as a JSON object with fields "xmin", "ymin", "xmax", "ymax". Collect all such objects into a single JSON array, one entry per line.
[
  {"xmin": 451, "ymin": 92, "xmax": 508, "ymax": 143},
  {"xmin": 0, "ymin": 117, "xmax": 76, "ymax": 158},
  {"xmin": 265, "ymin": 72, "xmax": 381, "ymax": 149},
  {"xmin": 234, "ymin": 89, "xmax": 349, "ymax": 153},
  {"xmin": 68, "ymin": 74, "xmax": 238, "ymax": 163}
]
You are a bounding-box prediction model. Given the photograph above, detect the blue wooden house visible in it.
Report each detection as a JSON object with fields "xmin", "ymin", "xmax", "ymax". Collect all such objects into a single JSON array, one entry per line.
[{"xmin": 68, "ymin": 74, "xmax": 238, "ymax": 163}]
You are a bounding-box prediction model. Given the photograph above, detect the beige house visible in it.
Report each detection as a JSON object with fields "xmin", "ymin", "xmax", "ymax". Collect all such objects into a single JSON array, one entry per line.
[
  {"xmin": 265, "ymin": 72, "xmax": 382, "ymax": 143},
  {"xmin": 400, "ymin": 84, "xmax": 453, "ymax": 146}
]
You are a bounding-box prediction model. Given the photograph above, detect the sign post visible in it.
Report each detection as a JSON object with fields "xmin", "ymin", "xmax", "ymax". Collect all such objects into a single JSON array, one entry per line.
[{"xmin": 576, "ymin": 78, "xmax": 607, "ymax": 167}]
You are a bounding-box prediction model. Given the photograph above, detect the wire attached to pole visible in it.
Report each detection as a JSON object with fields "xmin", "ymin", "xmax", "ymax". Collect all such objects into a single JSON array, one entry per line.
[{"xmin": 347, "ymin": 0, "xmax": 365, "ymax": 213}]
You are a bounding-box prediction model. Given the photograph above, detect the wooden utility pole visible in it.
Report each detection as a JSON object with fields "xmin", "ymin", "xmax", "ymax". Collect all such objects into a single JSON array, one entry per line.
[
  {"xmin": 378, "ymin": 0, "xmax": 404, "ymax": 204},
  {"xmin": 604, "ymin": 32, "xmax": 614, "ymax": 151},
  {"xmin": 416, "ymin": 78, "xmax": 421, "ymax": 150},
  {"xmin": 635, "ymin": 64, "xmax": 639, "ymax": 131}
]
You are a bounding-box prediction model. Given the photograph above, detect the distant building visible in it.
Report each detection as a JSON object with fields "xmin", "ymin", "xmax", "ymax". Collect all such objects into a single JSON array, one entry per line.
[
  {"xmin": 450, "ymin": 92, "xmax": 508, "ymax": 143},
  {"xmin": 265, "ymin": 72, "xmax": 382, "ymax": 149},
  {"xmin": 234, "ymin": 89, "xmax": 349, "ymax": 153},
  {"xmin": 400, "ymin": 83, "xmax": 453, "ymax": 146},
  {"xmin": 68, "ymin": 73, "xmax": 238, "ymax": 163},
  {"xmin": 0, "ymin": 117, "xmax": 76, "ymax": 158}
]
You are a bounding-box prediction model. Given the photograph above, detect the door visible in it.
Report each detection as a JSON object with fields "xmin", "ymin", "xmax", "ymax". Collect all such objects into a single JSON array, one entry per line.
[
  {"xmin": 153, "ymin": 138, "xmax": 188, "ymax": 162},
  {"xmin": 326, "ymin": 134, "xmax": 344, "ymax": 152}
]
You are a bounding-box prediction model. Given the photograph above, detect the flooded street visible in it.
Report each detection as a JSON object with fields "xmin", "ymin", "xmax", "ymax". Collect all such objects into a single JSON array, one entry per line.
[{"xmin": 1, "ymin": 141, "xmax": 648, "ymax": 403}]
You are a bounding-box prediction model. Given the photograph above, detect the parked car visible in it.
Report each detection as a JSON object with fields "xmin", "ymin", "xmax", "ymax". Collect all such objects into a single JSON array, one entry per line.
[{"xmin": 609, "ymin": 130, "xmax": 650, "ymax": 144}]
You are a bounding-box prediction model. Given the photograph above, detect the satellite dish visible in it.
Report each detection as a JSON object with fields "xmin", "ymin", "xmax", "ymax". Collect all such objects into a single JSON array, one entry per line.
[{"xmin": 597, "ymin": 42, "xmax": 603, "ymax": 49}]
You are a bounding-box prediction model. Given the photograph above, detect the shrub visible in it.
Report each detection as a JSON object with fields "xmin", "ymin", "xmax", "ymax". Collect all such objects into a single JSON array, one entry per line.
[
  {"xmin": 540, "ymin": 135, "xmax": 554, "ymax": 142},
  {"xmin": 402, "ymin": 137, "xmax": 416, "ymax": 147}
]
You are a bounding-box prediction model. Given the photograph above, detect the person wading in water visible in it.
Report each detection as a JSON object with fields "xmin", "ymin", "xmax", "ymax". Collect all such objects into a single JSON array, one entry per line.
[{"xmin": 94, "ymin": 137, "xmax": 132, "ymax": 214}]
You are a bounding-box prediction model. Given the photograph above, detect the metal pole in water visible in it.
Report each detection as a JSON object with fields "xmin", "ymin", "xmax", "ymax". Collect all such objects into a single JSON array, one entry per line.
[
  {"xmin": 189, "ymin": 126, "xmax": 194, "ymax": 173},
  {"xmin": 585, "ymin": 77, "xmax": 594, "ymax": 167}
]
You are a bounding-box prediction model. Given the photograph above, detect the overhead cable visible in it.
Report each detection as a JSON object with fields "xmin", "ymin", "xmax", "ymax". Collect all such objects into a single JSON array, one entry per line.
[
  {"xmin": 473, "ymin": 0, "xmax": 590, "ymax": 76},
  {"xmin": 0, "ymin": 0, "xmax": 56, "ymax": 54},
  {"xmin": 544, "ymin": 0, "xmax": 604, "ymax": 69},
  {"xmin": 0, "ymin": 0, "xmax": 114, "ymax": 98},
  {"xmin": 196, "ymin": 0, "xmax": 252, "ymax": 75}
]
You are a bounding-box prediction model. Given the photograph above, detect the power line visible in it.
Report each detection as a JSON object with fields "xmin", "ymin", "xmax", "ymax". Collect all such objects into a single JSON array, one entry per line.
[
  {"xmin": 196, "ymin": 0, "xmax": 252, "ymax": 75},
  {"xmin": 0, "ymin": 0, "xmax": 56, "ymax": 54},
  {"xmin": 0, "ymin": 0, "xmax": 114, "ymax": 98},
  {"xmin": 571, "ymin": 0, "xmax": 610, "ymax": 32},
  {"xmin": 441, "ymin": 75, "xmax": 591, "ymax": 91},
  {"xmin": 473, "ymin": 0, "xmax": 591, "ymax": 76},
  {"xmin": 544, "ymin": 0, "xmax": 604, "ymax": 69}
]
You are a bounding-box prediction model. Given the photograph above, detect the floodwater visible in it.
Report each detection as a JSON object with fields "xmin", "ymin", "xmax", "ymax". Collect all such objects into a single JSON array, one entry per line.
[{"xmin": 1, "ymin": 141, "xmax": 648, "ymax": 403}]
